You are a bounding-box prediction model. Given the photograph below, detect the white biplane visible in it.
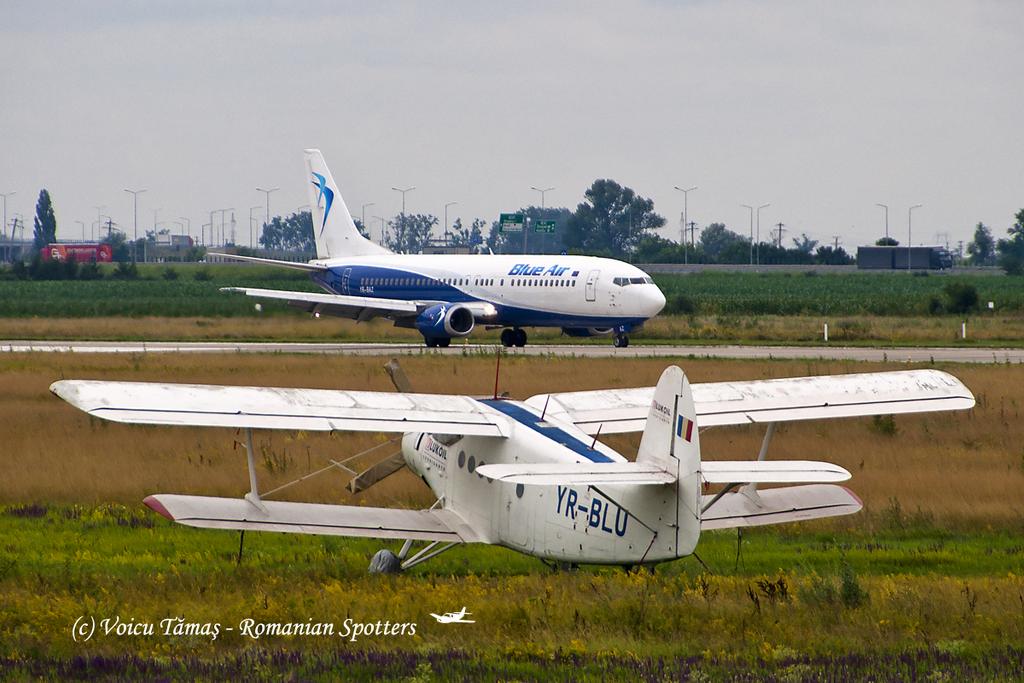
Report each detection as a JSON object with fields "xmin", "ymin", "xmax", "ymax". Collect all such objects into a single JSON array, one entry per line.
[{"xmin": 51, "ymin": 364, "xmax": 974, "ymax": 572}]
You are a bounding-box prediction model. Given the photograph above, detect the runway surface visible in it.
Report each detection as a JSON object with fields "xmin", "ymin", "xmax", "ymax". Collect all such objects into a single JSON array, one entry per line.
[{"xmin": 2, "ymin": 340, "xmax": 1022, "ymax": 363}]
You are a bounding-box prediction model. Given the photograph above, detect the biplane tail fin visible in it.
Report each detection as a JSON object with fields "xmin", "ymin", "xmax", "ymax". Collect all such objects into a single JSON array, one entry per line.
[{"xmin": 635, "ymin": 366, "xmax": 702, "ymax": 556}]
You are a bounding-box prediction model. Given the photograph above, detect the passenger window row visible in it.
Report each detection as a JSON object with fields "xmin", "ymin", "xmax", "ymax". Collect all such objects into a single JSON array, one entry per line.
[{"xmin": 362, "ymin": 276, "xmax": 578, "ymax": 288}]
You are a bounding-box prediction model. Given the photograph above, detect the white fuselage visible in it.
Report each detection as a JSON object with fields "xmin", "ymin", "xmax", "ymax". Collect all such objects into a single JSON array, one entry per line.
[
  {"xmin": 310, "ymin": 254, "xmax": 665, "ymax": 332},
  {"xmin": 401, "ymin": 399, "xmax": 685, "ymax": 565}
]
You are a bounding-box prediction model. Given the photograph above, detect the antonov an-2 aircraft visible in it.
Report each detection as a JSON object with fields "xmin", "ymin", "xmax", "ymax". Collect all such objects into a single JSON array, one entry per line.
[
  {"xmin": 50, "ymin": 366, "xmax": 974, "ymax": 572},
  {"xmin": 217, "ymin": 150, "xmax": 665, "ymax": 348}
]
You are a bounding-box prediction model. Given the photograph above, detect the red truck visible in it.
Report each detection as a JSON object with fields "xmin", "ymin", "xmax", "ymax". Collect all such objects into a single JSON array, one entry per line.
[{"xmin": 40, "ymin": 243, "xmax": 113, "ymax": 263}]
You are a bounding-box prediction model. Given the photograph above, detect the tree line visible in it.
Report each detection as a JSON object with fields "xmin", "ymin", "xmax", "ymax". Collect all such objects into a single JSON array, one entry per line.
[{"xmin": 16, "ymin": 187, "xmax": 1024, "ymax": 274}]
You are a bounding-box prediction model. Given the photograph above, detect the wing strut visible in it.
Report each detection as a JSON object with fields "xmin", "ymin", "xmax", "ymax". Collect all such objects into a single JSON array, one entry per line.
[{"xmin": 242, "ymin": 428, "xmax": 267, "ymax": 513}]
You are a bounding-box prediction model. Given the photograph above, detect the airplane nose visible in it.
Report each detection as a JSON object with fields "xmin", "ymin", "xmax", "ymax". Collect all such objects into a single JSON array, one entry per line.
[{"xmin": 647, "ymin": 286, "xmax": 666, "ymax": 315}]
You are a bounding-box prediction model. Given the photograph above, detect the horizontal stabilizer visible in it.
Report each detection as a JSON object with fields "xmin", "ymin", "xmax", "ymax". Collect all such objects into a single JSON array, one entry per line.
[
  {"xmin": 475, "ymin": 462, "xmax": 675, "ymax": 486},
  {"xmin": 208, "ymin": 252, "xmax": 326, "ymax": 271},
  {"xmin": 701, "ymin": 484, "xmax": 862, "ymax": 530},
  {"xmin": 702, "ymin": 460, "xmax": 850, "ymax": 484},
  {"xmin": 144, "ymin": 494, "xmax": 478, "ymax": 542},
  {"xmin": 525, "ymin": 369, "xmax": 975, "ymax": 434},
  {"xmin": 51, "ymin": 380, "xmax": 510, "ymax": 436}
]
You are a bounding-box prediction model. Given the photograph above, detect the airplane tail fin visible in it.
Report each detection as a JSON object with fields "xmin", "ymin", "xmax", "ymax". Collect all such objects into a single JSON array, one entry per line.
[
  {"xmin": 304, "ymin": 149, "xmax": 390, "ymax": 259},
  {"xmin": 636, "ymin": 366, "xmax": 701, "ymax": 556}
]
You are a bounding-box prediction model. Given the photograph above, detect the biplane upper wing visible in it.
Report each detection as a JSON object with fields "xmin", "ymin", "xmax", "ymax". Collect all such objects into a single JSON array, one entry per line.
[
  {"xmin": 50, "ymin": 380, "xmax": 510, "ymax": 437},
  {"xmin": 525, "ymin": 369, "xmax": 975, "ymax": 434}
]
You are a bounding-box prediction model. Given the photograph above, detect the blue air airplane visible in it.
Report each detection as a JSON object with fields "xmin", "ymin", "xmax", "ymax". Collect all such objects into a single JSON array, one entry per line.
[{"xmin": 220, "ymin": 150, "xmax": 666, "ymax": 348}]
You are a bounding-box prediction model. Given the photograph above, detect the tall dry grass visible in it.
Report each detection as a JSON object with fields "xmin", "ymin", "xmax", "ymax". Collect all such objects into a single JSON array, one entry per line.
[
  {"xmin": 2, "ymin": 352, "xmax": 1022, "ymax": 527},
  {"xmin": 2, "ymin": 314, "xmax": 1024, "ymax": 345}
]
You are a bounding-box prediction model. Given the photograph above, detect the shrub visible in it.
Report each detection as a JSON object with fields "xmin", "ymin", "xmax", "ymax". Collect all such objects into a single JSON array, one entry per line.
[
  {"xmin": 944, "ymin": 282, "xmax": 979, "ymax": 314},
  {"xmin": 193, "ymin": 268, "xmax": 213, "ymax": 281},
  {"xmin": 162, "ymin": 267, "xmax": 179, "ymax": 281},
  {"xmin": 78, "ymin": 262, "xmax": 102, "ymax": 280},
  {"xmin": 665, "ymin": 293, "xmax": 696, "ymax": 315},
  {"xmin": 111, "ymin": 261, "xmax": 139, "ymax": 280}
]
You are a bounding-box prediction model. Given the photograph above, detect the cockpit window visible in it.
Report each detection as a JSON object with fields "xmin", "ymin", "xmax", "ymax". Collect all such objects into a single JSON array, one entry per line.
[
  {"xmin": 629, "ymin": 277, "xmax": 647, "ymax": 285},
  {"xmin": 613, "ymin": 277, "xmax": 629, "ymax": 286}
]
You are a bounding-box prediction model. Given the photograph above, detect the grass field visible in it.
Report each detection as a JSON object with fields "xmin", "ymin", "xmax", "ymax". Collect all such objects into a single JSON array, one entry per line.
[
  {"xmin": 3, "ymin": 313, "xmax": 1024, "ymax": 347},
  {"xmin": 3, "ymin": 352, "xmax": 1023, "ymax": 679}
]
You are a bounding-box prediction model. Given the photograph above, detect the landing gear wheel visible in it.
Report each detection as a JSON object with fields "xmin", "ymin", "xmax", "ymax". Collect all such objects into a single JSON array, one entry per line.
[
  {"xmin": 513, "ymin": 328, "xmax": 527, "ymax": 347},
  {"xmin": 437, "ymin": 337, "xmax": 451, "ymax": 348},
  {"xmin": 368, "ymin": 549, "xmax": 402, "ymax": 574},
  {"xmin": 424, "ymin": 338, "xmax": 438, "ymax": 348},
  {"xmin": 613, "ymin": 334, "xmax": 629, "ymax": 348},
  {"xmin": 500, "ymin": 329, "xmax": 515, "ymax": 347}
]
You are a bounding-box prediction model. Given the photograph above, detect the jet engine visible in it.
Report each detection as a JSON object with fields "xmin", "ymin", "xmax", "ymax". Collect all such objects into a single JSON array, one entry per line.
[{"xmin": 416, "ymin": 303, "xmax": 475, "ymax": 338}]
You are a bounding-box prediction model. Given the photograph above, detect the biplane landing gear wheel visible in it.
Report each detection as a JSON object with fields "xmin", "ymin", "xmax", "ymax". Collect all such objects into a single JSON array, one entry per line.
[
  {"xmin": 368, "ymin": 549, "xmax": 402, "ymax": 574},
  {"xmin": 500, "ymin": 329, "xmax": 515, "ymax": 347},
  {"xmin": 613, "ymin": 333, "xmax": 629, "ymax": 348}
]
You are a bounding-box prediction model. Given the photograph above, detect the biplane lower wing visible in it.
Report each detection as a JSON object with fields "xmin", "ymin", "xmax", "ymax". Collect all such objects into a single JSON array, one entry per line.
[
  {"xmin": 700, "ymin": 484, "xmax": 862, "ymax": 530},
  {"xmin": 144, "ymin": 494, "xmax": 479, "ymax": 543}
]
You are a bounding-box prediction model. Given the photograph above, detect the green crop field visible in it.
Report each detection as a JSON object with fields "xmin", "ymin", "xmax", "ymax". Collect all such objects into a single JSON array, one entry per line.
[
  {"xmin": 654, "ymin": 271, "xmax": 1024, "ymax": 316},
  {"xmin": 0, "ymin": 265, "xmax": 1021, "ymax": 320}
]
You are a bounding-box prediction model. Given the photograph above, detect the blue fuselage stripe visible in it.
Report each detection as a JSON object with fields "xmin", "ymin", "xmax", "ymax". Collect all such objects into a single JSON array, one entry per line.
[{"xmin": 479, "ymin": 399, "xmax": 614, "ymax": 463}]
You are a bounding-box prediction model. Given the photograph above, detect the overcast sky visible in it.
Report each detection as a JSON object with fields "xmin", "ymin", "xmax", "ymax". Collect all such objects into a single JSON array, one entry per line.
[{"xmin": 2, "ymin": 1, "xmax": 1021, "ymax": 251}]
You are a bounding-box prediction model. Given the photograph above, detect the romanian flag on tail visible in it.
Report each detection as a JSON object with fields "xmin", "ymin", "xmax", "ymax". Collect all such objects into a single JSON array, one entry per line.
[{"xmin": 675, "ymin": 414, "xmax": 694, "ymax": 442}]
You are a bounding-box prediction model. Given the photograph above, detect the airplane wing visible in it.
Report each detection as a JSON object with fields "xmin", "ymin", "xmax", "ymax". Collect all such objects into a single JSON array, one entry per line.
[
  {"xmin": 525, "ymin": 369, "xmax": 975, "ymax": 434},
  {"xmin": 221, "ymin": 286, "xmax": 420, "ymax": 320},
  {"xmin": 701, "ymin": 460, "xmax": 850, "ymax": 484},
  {"xmin": 144, "ymin": 494, "xmax": 480, "ymax": 542},
  {"xmin": 222, "ymin": 287, "xmax": 498, "ymax": 323},
  {"xmin": 475, "ymin": 462, "xmax": 675, "ymax": 486},
  {"xmin": 700, "ymin": 484, "xmax": 862, "ymax": 530},
  {"xmin": 50, "ymin": 380, "xmax": 510, "ymax": 436}
]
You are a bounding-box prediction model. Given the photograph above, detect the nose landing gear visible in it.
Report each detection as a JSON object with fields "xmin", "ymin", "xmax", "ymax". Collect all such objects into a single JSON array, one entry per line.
[{"xmin": 613, "ymin": 333, "xmax": 630, "ymax": 348}]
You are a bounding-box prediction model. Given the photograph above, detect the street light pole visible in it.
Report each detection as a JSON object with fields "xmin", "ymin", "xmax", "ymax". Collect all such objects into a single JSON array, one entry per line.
[
  {"xmin": 361, "ymin": 203, "xmax": 374, "ymax": 237},
  {"xmin": 673, "ymin": 186, "xmax": 697, "ymax": 246},
  {"xmin": 741, "ymin": 204, "xmax": 754, "ymax": 265},
  {"xmin": 123, "ymin": 188, "xmax": 146, "ymax": 261},
  {"xmin": 0, "ymin": 191, "xmax": 14, "ymax": 242},
  {"xmin": 908, "ymin": 204, "xmax": 922, "ymax": 271},
  {"xmin": 249, "ymin": 206, "xmax": 261, "ymax": 248},
  {"xmin": 179, "ymin": 217, "xmax": 190, "ymax": 243},
  {"xmin": 392, "ymin": 187, "xmax": 415, "ymax": 215},
  {"xmin": 372, "ymin": 216, "xmax": 386, "ymax": 246},
  {"xmin": 391, "ymin": 187, "xmax": 415, "ymax": 250},
  {"xmin": 875, "ymin": 203, "xmax": 889, "ymax": 240},
  {"xmin": 256, "ymin": 187, "xmax": 279, "ymax": 244},
  {"xmin": 756, "ymin": 203, "xmax": 770, "ymax": 265},
  {"xmin": 530, "ymin": 186, "xmax": 554, "ymax": 210},
  {"xmin": 444, "ymin": 201, "xmax": 458, "ymax": 246}
]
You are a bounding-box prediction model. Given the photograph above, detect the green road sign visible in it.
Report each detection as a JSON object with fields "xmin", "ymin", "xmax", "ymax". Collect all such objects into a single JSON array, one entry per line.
[
  {"xmin": 535, "ymin": 219, "xmax": 556, "ymax": 233},
  {"xmin": 499, "ymin": 212, "xmax": 524, "ymax": 233}
]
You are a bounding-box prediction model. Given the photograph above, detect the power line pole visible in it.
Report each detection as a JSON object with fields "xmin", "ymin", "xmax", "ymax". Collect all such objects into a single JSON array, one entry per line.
[
  {"xmin": 774, "ymin": 222, "xmax": 786, "ymax": 247},
  {"xmin": 0, "ymin": 191, "xmax": 14, "ymax": 242},
  {"xmin": 832, "ymin": 235, "xmax": 842, "ymax": 250}
]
